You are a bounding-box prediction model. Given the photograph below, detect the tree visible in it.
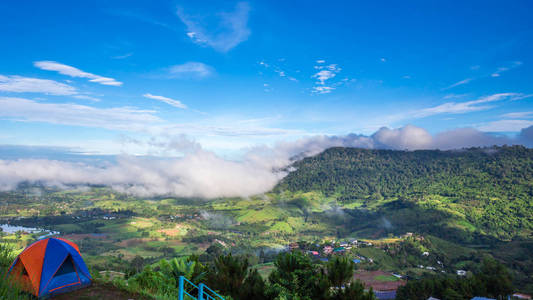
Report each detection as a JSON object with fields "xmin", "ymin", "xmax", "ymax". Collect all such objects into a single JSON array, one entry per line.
[
  {"xmin": 329, "ymin": 280, "xmax": 375, "ymax": 300},
  {"xmin": 478, "ymin": 257, "xmax": 513, "ymax": 299},
  {"xmin": 207, "ymin": 254, "xmax": 249, "ymax": 299},
  {"xmin": 240, "ymin": 268, "xmax": 268, "ymax": 300},
  {"xmin": 268, "ymin": 252, "xmax": 330, "ymax": 300},
  {"xmin": 326, "ymin": 256, "xmax": 355, "ymax": 287},
  {"xmin": 131, "ymin": 255, "xmax": 145, "ymax": 273}
]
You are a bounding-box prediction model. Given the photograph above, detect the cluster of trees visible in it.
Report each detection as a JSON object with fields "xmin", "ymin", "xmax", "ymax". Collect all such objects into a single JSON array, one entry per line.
[
  {"xmin": 276, "ymin": 146, "xmax": 533, "ymax": 240},
  {"xmin": 125, "ymin": 251, "xmax": 375, "ymax": 300},
  {"xmin": 396, "ymin": 258, "xmax": 513, "ymax": 300}
]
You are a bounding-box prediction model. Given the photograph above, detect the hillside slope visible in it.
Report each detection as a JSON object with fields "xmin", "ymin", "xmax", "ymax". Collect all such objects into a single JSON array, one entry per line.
[{"xmin": 276, "ymin": 146, "xmax": 533, "ymax": 241}]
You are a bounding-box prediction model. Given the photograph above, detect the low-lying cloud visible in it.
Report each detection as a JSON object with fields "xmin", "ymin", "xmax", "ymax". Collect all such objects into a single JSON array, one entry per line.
[{"xmin": 0, "ymin": 125, "xmax": 532, "ymax": 198}]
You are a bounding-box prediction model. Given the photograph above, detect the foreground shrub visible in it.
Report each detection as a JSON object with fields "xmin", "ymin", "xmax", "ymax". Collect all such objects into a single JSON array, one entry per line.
[{"xmin": 0, "ymin": 243, "xmax": 31, "ymax": 300}]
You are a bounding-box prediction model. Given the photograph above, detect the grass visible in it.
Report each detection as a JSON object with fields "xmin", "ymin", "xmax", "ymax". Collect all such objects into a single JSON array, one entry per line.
[
  {"xmin": 236, "ymin": 206, "xmax": 288, "ymax": 223},
  {"xmin": 374, "ymin": 275, "xmax": 399, "ymax": 282},
  {"xmin": 0, "ymin": 243, "xmax": 32, "ymax": 300}
]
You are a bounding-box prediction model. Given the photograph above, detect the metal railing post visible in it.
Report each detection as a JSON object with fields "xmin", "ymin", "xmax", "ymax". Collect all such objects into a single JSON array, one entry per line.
[
  {"xmin": 178, "ymin": 276, "xmax": 184, "ymax": 300},
  {"xmin": 198, "ymin": 283, "xmax": 205, "ymax": 300}
]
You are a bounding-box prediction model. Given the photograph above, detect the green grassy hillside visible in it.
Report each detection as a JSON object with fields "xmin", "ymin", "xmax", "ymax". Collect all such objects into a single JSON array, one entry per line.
[{"xmin": 276, "ymin": 146, "xmax": 533, "ymax": 241}]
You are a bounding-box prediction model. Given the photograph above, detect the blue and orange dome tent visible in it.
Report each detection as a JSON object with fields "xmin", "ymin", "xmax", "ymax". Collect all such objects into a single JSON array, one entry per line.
[{"xmin": 7, "ymin": 237, "xmax": 91, "ymax": 298}]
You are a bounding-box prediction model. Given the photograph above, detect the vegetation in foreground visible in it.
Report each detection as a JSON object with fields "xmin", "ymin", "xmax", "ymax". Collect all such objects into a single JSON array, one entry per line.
[
  {"xmin": 112, "ymin": 252, "xmax": 375, "ymax": 300},
  {"xmin": 0, "ymin": 243, "xmax": 30, "ymax": 300}
]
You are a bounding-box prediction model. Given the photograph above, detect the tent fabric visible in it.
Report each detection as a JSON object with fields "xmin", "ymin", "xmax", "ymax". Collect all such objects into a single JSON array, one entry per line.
[
  {"xmin": 7, "ymin": 237, "xmax": 91, "ymax": 298},
  {"xmin": 18, "ymin": 238, "xmax": 49, "ymax": 294}
]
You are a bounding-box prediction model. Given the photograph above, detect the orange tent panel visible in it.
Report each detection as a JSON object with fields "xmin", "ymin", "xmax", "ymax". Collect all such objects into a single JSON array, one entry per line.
[
  {"xmin": 19, "ymin": 239, "xmax": 48, "ymax": 295},
  {"xmin": 10, "ymin": 259, "xmax": 35, "ymax": 295}
]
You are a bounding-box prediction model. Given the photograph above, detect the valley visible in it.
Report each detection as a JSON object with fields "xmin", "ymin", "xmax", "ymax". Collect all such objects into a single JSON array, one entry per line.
[{"xmin": 1, "ymin": 146, "xmax": 532, "ymax": 298}]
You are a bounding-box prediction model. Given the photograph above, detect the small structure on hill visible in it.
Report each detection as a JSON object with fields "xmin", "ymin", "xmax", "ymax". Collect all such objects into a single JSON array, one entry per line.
[
  {"xmin": 323, "ymin": 245, "xmax": 333, "ymax": 255},
  {"xmin": 289, "ymin": 242, "xmax": 299, "ymax": 251},
  {"xmin": 513, "ymin": 293, "xmax": 532, "ymax": 300}
]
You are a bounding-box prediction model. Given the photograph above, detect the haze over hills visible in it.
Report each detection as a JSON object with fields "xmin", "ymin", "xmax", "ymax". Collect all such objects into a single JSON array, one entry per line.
[{"xmin": 1, "ymin": 124, "xmax": 532, "ymax": 199}]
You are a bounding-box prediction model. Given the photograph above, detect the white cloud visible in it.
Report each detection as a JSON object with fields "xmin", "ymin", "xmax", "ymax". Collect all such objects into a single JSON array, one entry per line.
[
  {"xmin": 446, "ymin": 61, "xmax": 522, "ymax": 89},
  {"xmin": 73, "ymin": 95, "xmax": 101, "ymax": 102},
  {"xmin": 34, "ymin": 61, "xmax": 122, "ymax": 86},
  {"xmin": 1, "ymin": 124, "xmax": 532, "ymax": 198},
  {"xmin": 491, "ymin": 61, "xmax": 522, "ymax": 78},
  {"xmin": 444, "ymin": 78, "xmax": 472, "ymax": 89},
  {"xmin": 112, "ymin": 53, "xmax": 133, "ymax": 60},
  {"xmin": 0, "ymin": 75, "xmax": 77, "ymax": 95},
  {"xmin": 169, "ymin": 62, "xmax": 214, "ymax": 79},
  {"xmin": 372, "ymin": 125, "xmax": 432, "ymax": 149},
  {"xmin": 312, "ymin": 62, "xmax": 342, "ymax": 94},
  {"xmin": 312, "ymin": 86, "xmax": 335, "ymax": 94},
  {"xmin": 143, "ymin": 93, "xmax": 187, "ymax": 109},
  {"xmin": 0, "ymin": 97, "xmax": 161, "ymax": 131},
  {"xmin": 177, "ymin": 2, "xmax": 251, "ymax": 52},
  {"xmin": 414, "ymin": 93, "xmax": 531, "ymax": 118},
  {"xmin": 313, "ymin": 70, "xmax": 336, "ymax": 84},
  {"xmin": 443, "ymin": 93, "xmax": 468, "ymax": 99},
  {"xmin": 0, "ymin": 97, "xmax": 300, "ymax": 142},
  {"xmin": 258, "ymin": 60, "xmax": 298, "ymax": 82},
  {"xmin": 478, "ymin": 119, "xmax": 533, "ymax": 132},
  {"xmin": 501, "ymin": 111, "xmax": 533, "ymax": 119},
  {"xmin": 0, "ymin": 150, "xmax": 285, "ymax": 198}
]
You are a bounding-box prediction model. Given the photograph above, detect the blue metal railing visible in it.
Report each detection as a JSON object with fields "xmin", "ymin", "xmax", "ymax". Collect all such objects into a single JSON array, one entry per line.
[{"xmin": 178, "ymin": 276, "xmax": 225, "ymax": 300}]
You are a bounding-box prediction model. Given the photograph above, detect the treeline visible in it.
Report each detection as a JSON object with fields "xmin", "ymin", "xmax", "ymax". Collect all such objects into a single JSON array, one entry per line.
[
  {"xmin": 276, "ymin": 146, "xmax": 533, "ymax": 239},
  {"xmin": 396, "ymin": 258, "xmax": 513, "ymax": 299},
  {"xmin": 121, "ymin": 251, "xmax": 375, "ymax": 300}
]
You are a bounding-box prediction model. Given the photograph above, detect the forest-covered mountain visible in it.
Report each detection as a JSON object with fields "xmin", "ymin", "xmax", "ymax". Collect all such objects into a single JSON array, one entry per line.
[{"xmin": 276, "ymin": 146, "xmax": 533, "ymax": 241}]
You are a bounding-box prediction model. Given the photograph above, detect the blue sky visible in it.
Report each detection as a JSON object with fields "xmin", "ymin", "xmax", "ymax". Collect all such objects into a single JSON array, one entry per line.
[{"xmin": 1, "ymin": 0, "xmax": 532, "ymax": 157}]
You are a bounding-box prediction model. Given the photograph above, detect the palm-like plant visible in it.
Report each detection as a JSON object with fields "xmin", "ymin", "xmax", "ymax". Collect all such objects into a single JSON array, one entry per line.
[{"xmin": 158, "ymin": 257, "xmax": 206, "ymax": 287}]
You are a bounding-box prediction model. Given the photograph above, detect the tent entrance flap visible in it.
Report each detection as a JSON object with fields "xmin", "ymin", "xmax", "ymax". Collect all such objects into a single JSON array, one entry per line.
[{"xmin": 45, "ymin": 255, "xmax": 81, "ymax": 293}]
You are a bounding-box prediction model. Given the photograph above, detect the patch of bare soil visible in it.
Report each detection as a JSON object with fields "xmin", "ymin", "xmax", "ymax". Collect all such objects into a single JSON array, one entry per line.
[
  {"xmin": 354, "ymin": 270, "xmax": 406, "ymax": 291},
  {"xmin": 52, "ymin": 282, "xmax": 151, "ymax": 300}
]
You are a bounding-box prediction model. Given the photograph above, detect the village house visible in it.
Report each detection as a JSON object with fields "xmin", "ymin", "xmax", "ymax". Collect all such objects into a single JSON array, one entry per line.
[{"xmin": 289, "ymin": 242, "xmax": 299, "ymax": 251}]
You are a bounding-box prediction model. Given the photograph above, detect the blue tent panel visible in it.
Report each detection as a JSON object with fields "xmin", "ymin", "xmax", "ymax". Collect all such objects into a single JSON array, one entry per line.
[
  {"xmin": 39, "ymin": 238, "xmax": 69, "ymax": 295},
  {"xmin": 38, "ymin": 238, "xmax": 91, "ymax": 297},
  {"xmin": 46, "ymin": 256, "xmax": 80, "ymax": 293},
  {"xmin": 60, "ymin": 241, "xmax": 91, "ymax": 280}
]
